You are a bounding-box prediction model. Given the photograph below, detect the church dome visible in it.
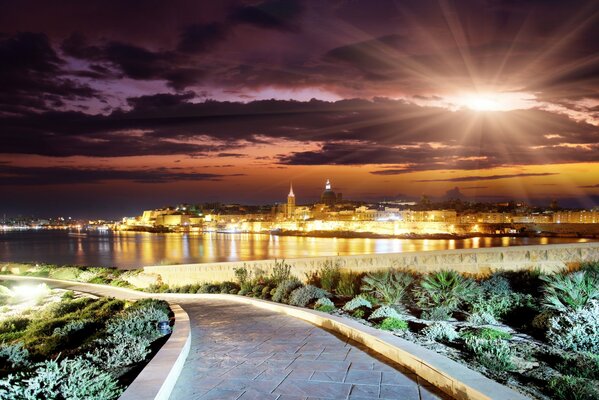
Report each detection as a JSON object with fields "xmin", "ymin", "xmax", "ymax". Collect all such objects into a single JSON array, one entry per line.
[{"xmin": 320, "ymin": 179, "xmax": 337, "ymax": 205}]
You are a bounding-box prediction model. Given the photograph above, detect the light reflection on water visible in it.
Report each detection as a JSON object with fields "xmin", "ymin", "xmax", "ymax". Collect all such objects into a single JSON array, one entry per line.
[{"xmin": 0, "ymin": 230, "xmax": 593, "ymax": 269}]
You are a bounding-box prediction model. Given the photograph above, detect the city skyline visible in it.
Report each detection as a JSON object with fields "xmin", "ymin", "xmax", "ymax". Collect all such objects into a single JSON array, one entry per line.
[{"xmin": 1, "ymin": 0, "xmax": 598, "ymax": 218}]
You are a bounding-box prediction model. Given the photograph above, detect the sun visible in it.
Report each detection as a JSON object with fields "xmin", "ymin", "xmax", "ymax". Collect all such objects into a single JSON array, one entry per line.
[{"xmin": 449, "ymin": 91, "xmax": 538, "ymax": 112}]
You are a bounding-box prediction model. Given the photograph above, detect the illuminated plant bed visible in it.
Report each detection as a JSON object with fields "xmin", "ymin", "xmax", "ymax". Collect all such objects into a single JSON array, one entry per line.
[{"xmin": 0, "ymin": 280, "xmax": 171, "ymax": 399}]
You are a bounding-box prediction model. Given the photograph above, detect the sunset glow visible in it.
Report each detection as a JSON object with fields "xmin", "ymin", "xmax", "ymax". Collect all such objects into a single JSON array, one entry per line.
[{"xmin": 0, "ymin": 0, "xmax": 597, "ymax": 217}]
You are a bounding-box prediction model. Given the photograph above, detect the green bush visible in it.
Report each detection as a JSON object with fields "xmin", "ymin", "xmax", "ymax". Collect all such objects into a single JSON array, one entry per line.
[
  {"xmin": 48, "ymin": 267, "xmax": 82, "ymax": 281},
  {"xmin": 361, "ymin": 269, "xmax": 413, "ymax": 305},
  {"xmin": 467, "ymin": 312, "xmax": 497, "ymax": 326},
  {"xmin": 272, "ymin": 278, "xmax": 302, "ymax": 303},
  {"xmin": 318, "ymin": 260, "xmax": 341, "ymax": 292},
  {"xmin": 314, "ymin": 298, "xmax": 335, "ymax": 312},
  {"xmin": 62, "ymin": 291, "xmax": 75, "ymax": 300},
  {"xmin": 542, "ymin": 271, "xmax": 599, "ymax": 312},
  {"xmin": 0, "ymin": 317, "xmax": 30, "ymax": 334},
  {"xmin": 88, "ymin": 336, "xmax": 152, "ymax": 371},
  {"xmin": 547, "ymin": 300, "xmax": 599, "ymax": 353},
  {"xmin": 343, "ymin": 295, "xmax": 372, "ymax": 311},
  {"xmin": 422, "ymin": 321, "xmax": 458, "ymax": 342},
  {"xmin": 0, "ymin": 342, "xmax": 29, "ymax": 368},
  {"xmin": 557, "ymin": 352, "xmax": 599, "ymax": 380},
  {"xmin": 270, "ymin": 260, "xmax": 292, "ymax": 285},
  {"xmin": 219, "ymin": 281, "xmax": 240, "ymax": 294},
  {"xmin": 352, "ymin": 309, "xmax": 365, "ymax": 319},
  {"xmin": 462, "ymin": 327, "xmax": 511, "ymax": 340},
  {"xmin": 549, "ymin": 375, "xmax": 599, "ymax": 400},
  {"xmin": 415, "ymin": 270, "xmax": 476, "ymax": 319},
  {"xmin": 368, "ymin": 305, "xmax": 402, "ymax": 321},
  {"xmin": 578, "ymin": 260, "xmax": 599, "ymax": 277},
  {"xmin": 465, "ymin": 337, "xmax": 514, "ymax": 372},
  {"xmin": 0, "ymin": 356, "xmax": 122, "ymax": 400},
  {"xmin": 234, "ymin": 266, "xmax": 250, "ymax": 285},
  {"xmin": 336, "ymin": 272, "xmax": 359, "ymax": 297},
  {"xmin": 379, "ymin": 317, "xmax": 408, "ymax": 331},
  {"xmin": 289, "ymin": 285, "xmax": 330, "ymax": 307}
]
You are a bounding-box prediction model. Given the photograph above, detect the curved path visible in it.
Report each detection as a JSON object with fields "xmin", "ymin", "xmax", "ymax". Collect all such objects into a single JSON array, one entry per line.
[{"xmin": 2, "ymin": 277, "xmax": 448, "ymax": 400}]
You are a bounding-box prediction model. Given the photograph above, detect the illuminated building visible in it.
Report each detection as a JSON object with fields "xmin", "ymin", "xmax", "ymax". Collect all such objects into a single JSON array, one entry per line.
[
  {"xmin": 320, "ymin": 179, "xmax": 340, "ymax": 206},
  {"xmin": 287, "ymin": 183, "xmax": 296, "ymax": 219}
]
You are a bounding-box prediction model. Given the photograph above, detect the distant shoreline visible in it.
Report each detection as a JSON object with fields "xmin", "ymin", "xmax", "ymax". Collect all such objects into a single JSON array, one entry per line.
[{"xmin": 269, "ymin": 230, "xmax": 599, "ymax": 240}]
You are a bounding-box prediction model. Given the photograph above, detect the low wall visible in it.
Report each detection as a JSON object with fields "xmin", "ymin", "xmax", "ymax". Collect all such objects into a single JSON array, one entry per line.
[{"xmin": 143, "ymin": 242, "xmax": 599, "ymax": 286}]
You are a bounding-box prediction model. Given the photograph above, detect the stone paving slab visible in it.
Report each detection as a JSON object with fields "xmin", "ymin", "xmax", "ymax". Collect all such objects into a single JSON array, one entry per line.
[{"xmin": 170, "ymin": 300, "xmax": 451, "ymax": 400}]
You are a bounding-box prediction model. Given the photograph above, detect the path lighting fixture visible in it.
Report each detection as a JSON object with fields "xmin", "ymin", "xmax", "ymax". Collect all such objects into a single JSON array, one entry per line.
[{"xmin": 157, "ymin": 320, "xmax": 172, "ymax": 334}]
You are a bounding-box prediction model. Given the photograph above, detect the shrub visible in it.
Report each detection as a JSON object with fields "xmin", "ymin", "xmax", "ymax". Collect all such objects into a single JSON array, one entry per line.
[
  {"xmin": 272, "ymin": 278, "xmax": 302, "ymax": 303},
  {"xmin": 106, "ymin": 304, "xmax": 168, "ymax": 342},
  {"xmin": 557, "ymin": 352, "xmax": 599, "ymax": 380},
  {"xmin": 288, "ymin": 285, "xmax": 330, "ymax": 307},
  {"xmin": 463, "ymin": 327, "xmax": 511, "ymax": 340},
  {"xmin": 479, "ymin": 274, "xmax": 512, "ymax": 296},
  {"xmin": 498, "ymin": 268, "xmax": 544, "ymax": 296},
  {"xmin": 270, "ymin": 260, "xmax": 292, "ymax": 285},
  {"xmin": 532, "ymin": 310, "xmax": 554, "ymax": 330},
  {"xmin": 343, "ymin": 295, "xmax": 373, "ymax": 311},
  {"xmin": 0, "ymin": 356, "xmax": 122, "ymax": 400},
  {"xmin": 379, "ymin": 317, "xmax": 408, "ymax": 331},
  {"xmin": 318, "ymin": 260, "xmax": 341, "ymax": 292},
  {"xmin": 368, "ymin": 305, "xmax": 402, "ymax": 321},
  {"xmin": 88, "ymin": 336, "xmax": 152, "ymax": 371},
  {"xmin": 234, "ymin": 266, "xmax": 250, "ymax": 285},
  {"xmin": 578, "ymin": 260, "xmax": 599, "ymax": 277},
  {"xmin": 549, "ymin": 375, "xmax": 599, "ymax": 400},
  {"xmin": 220, "ymin": 281, "xmax": 240, "ymax": 294},
  {"xmin": 336, "ymin": 272, "xmax": 359, "ymax": 297},
  {"xmin": 261, "ymin": 285, "xmax": 272, "ymax": 299},
  {"xmin": 314, "ymin": 298, "xmax": 335, "ymax": 312},
  {"xmin": 0, "ymin": 342, "xmax": 29, "ymax": 368},
  {"xmin": 77, "ymin": 270, "xmax": 100, "ymax": 283},
  {"xmin": 422, "ymin": 322, "xmax": 459, "ymax": 342},
  {"xmin": 361, "ymin": 270, "xmax": 413, "ymax": 305},
  {"xmin": 48, "ymin": 267, "xmax": 81, "ymax": 281},
  {"xmin": 421, "ymin": 306, "xmax": 453, "ymax": 321},
  {"xmin": 547, "ymin": 300, "xmax": 599, "ymax": 353},
  {"xmin": 62, "ymin": 291, "xmax": 75, "ymax": 300},
  {"xmin": 0, "ymin": 317, "xmax": 30, "ymax": 334},
  {"xmin": 415, "ymin": 270, "xmax": 476, "ymax": 318},
  {"xmin": 468, "ymin": 311, "xmax": 498, "ymax": 326},
  {"xmin": 465, "ymin": 337, "xmax": 514, "ymax": 371},
  {"xmin": 352, "ymin": 309, "xmax": 366, "ymax": 319},
  {"xmin": 542, "ymin": 271, "xmax": 599, "ymax": 312},
  {"xmin": 53, "ymin": 319, "xmax": 91, "ymax": 337},
  {"xmin": 252, "ymin": 284, "xmax": 265, "ymax": 297}
]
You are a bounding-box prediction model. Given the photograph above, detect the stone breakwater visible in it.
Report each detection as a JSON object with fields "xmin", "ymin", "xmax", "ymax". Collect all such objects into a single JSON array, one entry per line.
[{"xmin": 143, "ymin": 242, "xmax": 599, "ymax": 286}]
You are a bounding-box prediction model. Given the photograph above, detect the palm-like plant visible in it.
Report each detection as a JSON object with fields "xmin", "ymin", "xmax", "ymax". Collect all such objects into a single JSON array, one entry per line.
[
  {"xmin": 541, "ymin": 271, "xmax": 599, "ymax": 312},
  {"xmin": 361, "ymin": 270, "xmax": 414, "ymax": 305},
  {"xmin": 415, "ymin": 270, "xmax": 477, "ymax": 313}
]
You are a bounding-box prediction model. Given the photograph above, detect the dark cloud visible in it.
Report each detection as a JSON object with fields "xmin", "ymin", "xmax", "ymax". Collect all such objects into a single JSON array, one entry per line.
[
  {"xmin": 412, "ymin": 173, "xmax": 558, "ymax": 183},
  {"xmin": 229, "ymin": 0, "xmax": 303, "ymax": 32},
  {"xmin": 579, "ymin": 183, "xmax": 599, "ymax": 188},
  {"xmin": 0, "ymin": 32, "xmax": 99, "ymax": 115},
  {"xmin": 0, "ymin": 165, "xmax": 239, "ymax": 185},
  {"xmin": 177, "ymin": 23, "xmax": 228, "ymax": 53},
  {"xmin": 2, "ymin": 98, "xmax": 598, "ymax": 169}
]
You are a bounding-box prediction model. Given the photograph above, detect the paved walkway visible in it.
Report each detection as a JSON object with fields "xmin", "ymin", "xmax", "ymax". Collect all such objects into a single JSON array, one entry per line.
[
  {"xmin": 170, "ymin": 300, "xmax": 448, "ymax": 400},
  {"xmin": 2, "ymin": 277, "xmax": 449, "ymax": 400}
]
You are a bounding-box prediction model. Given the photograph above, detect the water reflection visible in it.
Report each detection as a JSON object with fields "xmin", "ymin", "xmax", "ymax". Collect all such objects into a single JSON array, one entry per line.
[{"xmin": 0, "ymin": 230, "xmax": 593, "ymax": 269}]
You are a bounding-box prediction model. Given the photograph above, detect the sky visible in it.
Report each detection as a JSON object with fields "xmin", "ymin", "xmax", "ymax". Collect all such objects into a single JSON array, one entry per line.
[{"xmin": 1, "ymin": 0, "xmax": 598, "ymax": 218}]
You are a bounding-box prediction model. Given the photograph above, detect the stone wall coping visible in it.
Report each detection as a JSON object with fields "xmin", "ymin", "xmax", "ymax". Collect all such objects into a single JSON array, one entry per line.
[{"xmin": 143, "ymin": 241, "xmax": 599, "ymax": 271}]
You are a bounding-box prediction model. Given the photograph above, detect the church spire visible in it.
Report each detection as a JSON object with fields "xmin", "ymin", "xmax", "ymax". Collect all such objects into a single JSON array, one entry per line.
[
  {"xmin": 325, "ymin": 179, "xmax": 331, "ymax": 190},
  {"xmin": 288, "ymin": 183, "xmax": 295, "ymax": 197}
]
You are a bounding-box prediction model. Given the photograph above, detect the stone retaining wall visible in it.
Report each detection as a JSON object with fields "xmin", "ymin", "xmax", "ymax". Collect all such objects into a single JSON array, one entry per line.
[{"xmin": 143, "ymin": 242, "xmax": 599, "ymax": 286}]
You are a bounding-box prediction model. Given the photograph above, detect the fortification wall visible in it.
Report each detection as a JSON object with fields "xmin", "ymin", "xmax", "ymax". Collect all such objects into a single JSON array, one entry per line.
[{"xmin": 143, "ymin": 242, "xmax": 599, "ymax": 286}]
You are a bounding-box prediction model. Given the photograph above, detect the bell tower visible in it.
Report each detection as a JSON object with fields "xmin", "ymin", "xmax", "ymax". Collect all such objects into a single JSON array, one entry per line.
[{"xmin": 287, "ymin": 183, "xmax": 296, "ymax": 218}]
